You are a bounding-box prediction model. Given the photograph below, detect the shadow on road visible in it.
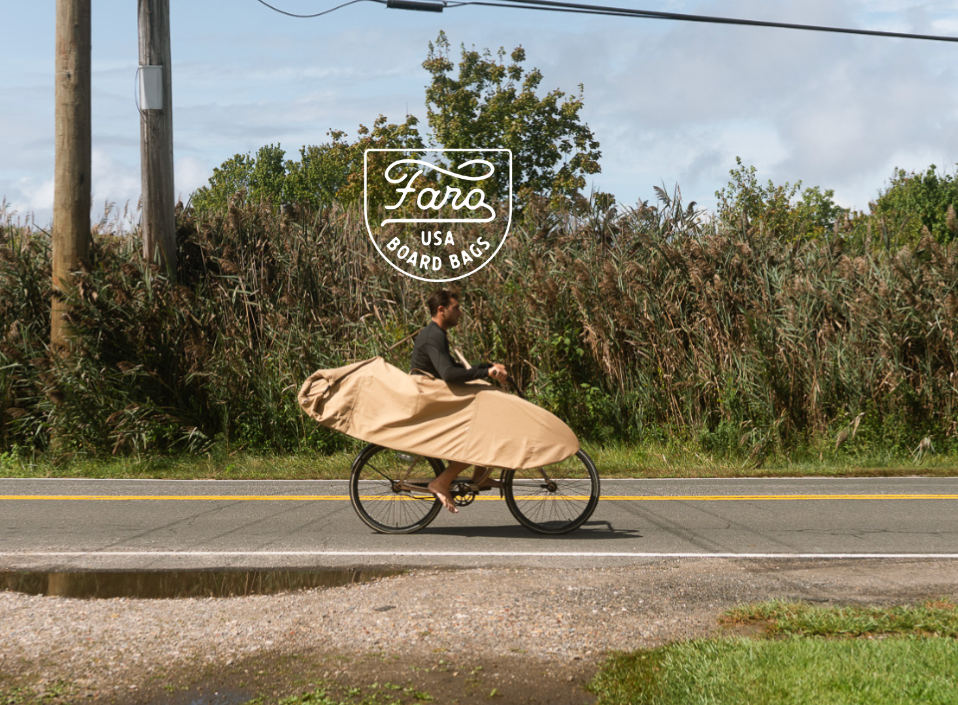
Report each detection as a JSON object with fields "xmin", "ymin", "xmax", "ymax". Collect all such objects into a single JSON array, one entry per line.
[{"xmin": 414, "ymin": 521, "xmax": 642, "ymax": 540}]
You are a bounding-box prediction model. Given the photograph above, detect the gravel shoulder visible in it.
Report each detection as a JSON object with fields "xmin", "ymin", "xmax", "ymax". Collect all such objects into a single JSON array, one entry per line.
[{"xmin": 3, "ymin": 558, "xmax": 958, "ymax": 704}]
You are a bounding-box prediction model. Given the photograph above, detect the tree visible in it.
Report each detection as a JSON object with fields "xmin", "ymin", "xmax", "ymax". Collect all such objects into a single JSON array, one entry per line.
[
  {"xmin": 715, "ymin": 158, "xmax": 799, "ymax": 235},
  {"xmin": 190, "ymin": 117, "xmax": 424, "ymax": 215},
  {"xmin": 792, "ymin": 185, "xmax": 848, "ymax": 238},
  {"xmin": 335, "ymin": 114, "xmax": 425, "ymax": 208},
  {"xmin": 870, "ymin": 165, "xmax": 958, "ymax": 244},
  {"xmin": 715, "ymin": 157, "xmax": 847, "ymax": 240},
  {"xmin": 190, "ymin": 144, "xmax": 287, "ymax": 214},
  {"xmin": 192, "ymin": 33, "xmax": 602, "ymax": 214},
  {"xmin": 283, "ymin": 131, "xmax": 353, "ymax": 209},
  {"xmin": 423, "ymin": 31, "xmax": 601, "ymax": 205}
]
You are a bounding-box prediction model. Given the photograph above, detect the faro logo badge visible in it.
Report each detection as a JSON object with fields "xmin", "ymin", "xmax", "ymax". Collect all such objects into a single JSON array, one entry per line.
[{"xmin": 364, "ymin": 148, "xmax": 512, "ymax": 282}]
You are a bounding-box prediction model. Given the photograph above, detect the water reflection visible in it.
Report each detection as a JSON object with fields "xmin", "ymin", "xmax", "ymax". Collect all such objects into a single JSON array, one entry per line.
[{"xmin": 0, "ymin": 568, "xmax": 403, "ymax": 599}]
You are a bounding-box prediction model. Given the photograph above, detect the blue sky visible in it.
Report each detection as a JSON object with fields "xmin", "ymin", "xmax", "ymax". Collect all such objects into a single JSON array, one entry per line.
[{"xmin": 2, "ymin": 1, "xmax": 958, "ymax": 228}]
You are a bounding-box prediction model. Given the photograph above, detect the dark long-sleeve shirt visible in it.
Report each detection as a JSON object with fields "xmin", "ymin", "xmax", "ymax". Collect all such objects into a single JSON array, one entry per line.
[{"xmin": 409, "ymin": 321, "xmax": 491, "ymax": 384}]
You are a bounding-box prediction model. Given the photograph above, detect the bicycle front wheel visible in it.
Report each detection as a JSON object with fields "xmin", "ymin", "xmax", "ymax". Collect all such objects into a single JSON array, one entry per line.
[
  {"xmin": 349, "ymin": 444, "xmax": 444, "ymax": 534},
  {"xmin": 502, "ymin": 450, "xmax": 600, "ymax": 534}
]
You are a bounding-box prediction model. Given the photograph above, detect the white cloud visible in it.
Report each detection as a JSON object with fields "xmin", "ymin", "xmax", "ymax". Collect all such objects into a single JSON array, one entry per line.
[
  {"xmin": 175, "ymin": 156, "xmax": 213, "ymax": 203},
  {"xmin": 90, "ymin": 148, "xmax": 140, "ymax": 212},
  {"xmin": 7, "ymin": 177, "xmax": 55, "ymax": 228},
  {"xmin": 3, "ymin": 0, "xmax": 958, "ymax": 225}
]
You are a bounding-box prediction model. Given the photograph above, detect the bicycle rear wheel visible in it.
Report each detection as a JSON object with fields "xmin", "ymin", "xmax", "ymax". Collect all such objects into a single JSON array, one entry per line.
[
  {"xmin": 349, "ymin": 444, "xmax": 444, "ymax": 534},
  {"xmin": 502, "ymin": 450, "xmax": 600, "ymax": 534}
]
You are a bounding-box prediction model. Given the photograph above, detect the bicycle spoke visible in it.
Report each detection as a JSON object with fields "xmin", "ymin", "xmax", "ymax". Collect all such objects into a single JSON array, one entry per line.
[
  {"xmin": 349, "ymin": 445, "xmax": 442, "ymax": 534},
  {"xmin": 503, "ymin": 451, "xmax": 600, "ymax": 534},
  {"xmin": 363, "ymin": 460, "xmax": 395, "ymax": 484}
]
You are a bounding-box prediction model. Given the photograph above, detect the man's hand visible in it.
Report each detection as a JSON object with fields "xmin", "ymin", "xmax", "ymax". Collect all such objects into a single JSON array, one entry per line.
[{"xmin": 488, "ymin": 363, "xmax": 508, "ymax": 383}]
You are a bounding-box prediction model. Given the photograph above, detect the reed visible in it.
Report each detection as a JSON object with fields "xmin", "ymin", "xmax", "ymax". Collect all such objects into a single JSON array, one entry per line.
[{"xmin": 1, "ymin": 192, "xmax": 956, "ymax": 460}]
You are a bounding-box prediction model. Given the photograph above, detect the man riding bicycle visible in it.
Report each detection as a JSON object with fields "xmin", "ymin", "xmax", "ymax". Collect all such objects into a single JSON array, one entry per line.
[{"xmin": 410, "ymin": 289, "xmax": 508, "ymax": 513}]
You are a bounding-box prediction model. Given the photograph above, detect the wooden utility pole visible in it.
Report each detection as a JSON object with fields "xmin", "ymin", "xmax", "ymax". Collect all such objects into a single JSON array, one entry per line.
[
  {"xmin": 52, "ymin": 0, "xmax": 92, "ymax": 350},
  {"xmin": 138, "ymin": 0, "xmax": 176, "ymax": 274}
]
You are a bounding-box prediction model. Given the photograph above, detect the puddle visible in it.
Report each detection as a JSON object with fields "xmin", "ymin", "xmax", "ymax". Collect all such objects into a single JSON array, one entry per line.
[{"xmin": 0, "ymin": 568, "xmax": 403, "ymax": 599}]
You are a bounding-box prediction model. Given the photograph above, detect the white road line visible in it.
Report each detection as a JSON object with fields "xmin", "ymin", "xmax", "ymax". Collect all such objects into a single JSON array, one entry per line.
[{"xmin": 2, "ymin": 551, "xmax": 958, "ymax": 559}]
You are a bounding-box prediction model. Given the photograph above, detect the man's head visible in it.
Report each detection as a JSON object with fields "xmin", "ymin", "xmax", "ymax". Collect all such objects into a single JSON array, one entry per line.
[{"xmin": 428, "ymin": 289, "xmax": 461, "ymax": 330}]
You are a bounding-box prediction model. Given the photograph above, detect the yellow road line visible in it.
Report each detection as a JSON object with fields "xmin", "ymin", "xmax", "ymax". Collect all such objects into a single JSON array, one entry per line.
[
  {"xmin": 361, "ymin": 494, "xmax": 958, "ymax": 501},
  {"xmin": 0, "ymin": 495, "xmax": 349, "ymax": 501},
  {"xmin": 1, "ymin": 494, "xmax": 958, "ymax": 501},
  {"xmin": 605, "ymin": 494, "xmax": 958, "ymax": 501},
  {"xmin": 0, "ymin": 495, "xmax": 467, "ymax": 501}
]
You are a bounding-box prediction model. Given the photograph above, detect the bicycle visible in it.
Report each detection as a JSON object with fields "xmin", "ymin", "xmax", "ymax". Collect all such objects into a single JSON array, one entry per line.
[{"xmin": 348, "ymin": 444, "xmax": 600, "ymax": 535}]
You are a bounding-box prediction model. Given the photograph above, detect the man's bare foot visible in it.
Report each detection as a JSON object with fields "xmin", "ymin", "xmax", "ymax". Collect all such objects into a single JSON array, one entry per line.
[{"xmin": 427, "ymin": 481, "xmax": 459, "ymax": 513}]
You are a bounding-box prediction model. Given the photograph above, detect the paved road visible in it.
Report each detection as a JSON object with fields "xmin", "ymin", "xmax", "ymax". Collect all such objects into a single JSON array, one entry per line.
[{"xmin": 2, "ymin": 477, "xmax": 958, "ymax": 570}]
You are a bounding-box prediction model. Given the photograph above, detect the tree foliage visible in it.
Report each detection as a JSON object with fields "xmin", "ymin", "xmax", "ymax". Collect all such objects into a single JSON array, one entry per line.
[
  {"xmin": 189, "ymin": 116, "xmax": 423, "ymax": 216},
  {"xmin": 283, "ymin": 131, "xmax": 354, "ymax": 209},
  {"xmin": 336, "ymin": 115, "xmax": 425, "ymax": 208},
  {"xmin": 191, "ymin": 33, "xmax": 601, "ymax": 214},
  {"xmin": 869, "ymin": 165, "xmax": 958, "ymax": 245},
  {"xmin": 715, "ymin": 157, "xmax": 848, "ymax": 240},
  {"xmin": 714, "ymin": 160, "xmax": 958, "ymax": 248},
  {"xmin": 190, "ymin": 143, "xmax": 295, "ymax": 214},
  {"xmin": 422, "ymin": 31, "xmax": 601, "ymax": 203}
]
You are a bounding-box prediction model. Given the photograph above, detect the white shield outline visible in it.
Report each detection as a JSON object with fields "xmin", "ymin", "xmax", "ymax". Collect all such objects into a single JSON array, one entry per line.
[{"xmin": 363, "ymin": 148, "xmax": 513, "ymax": 283}]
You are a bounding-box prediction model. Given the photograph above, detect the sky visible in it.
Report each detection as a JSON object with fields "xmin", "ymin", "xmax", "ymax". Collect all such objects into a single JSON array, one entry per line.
[{"xmin": 2, "ymin": 0, "xmax": 958, "ymax": 229}]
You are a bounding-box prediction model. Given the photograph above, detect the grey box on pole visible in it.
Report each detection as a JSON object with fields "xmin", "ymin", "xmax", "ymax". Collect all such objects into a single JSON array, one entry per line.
[{"xmin": 139, "ymin": 65, "xmax": 163, "ymax": 110}]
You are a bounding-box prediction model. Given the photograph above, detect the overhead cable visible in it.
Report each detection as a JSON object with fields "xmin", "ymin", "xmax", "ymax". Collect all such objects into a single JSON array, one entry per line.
[
  {"xmin": 253, "ymin": 0, "xmax": 958, "ymax": 44},
  {"xmin": 488, "ymin": 0, "xmax": 958, "ymax": 42},
  {"xmin": 253, "ymin": 0, "xmax": 381, "ymax": 19},
  {"xmin": 405, "ymin": 0, "xmax": 958, "ymax": 43}
]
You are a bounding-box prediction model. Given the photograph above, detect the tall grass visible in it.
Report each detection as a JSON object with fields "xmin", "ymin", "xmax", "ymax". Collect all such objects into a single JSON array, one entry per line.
[{"xmin": 1, "ymin": 191, "xmax": 956, "ymax": 459}]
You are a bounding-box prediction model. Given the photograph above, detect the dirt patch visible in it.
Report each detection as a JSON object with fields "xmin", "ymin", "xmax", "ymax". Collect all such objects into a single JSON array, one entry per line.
[
  {"xmin": 4, "ymin": 558, "xmax": 958, "ymax": 704},
  {"xmin": 129, "ymin": 649, "xmax": 597, "ymax": 705}
]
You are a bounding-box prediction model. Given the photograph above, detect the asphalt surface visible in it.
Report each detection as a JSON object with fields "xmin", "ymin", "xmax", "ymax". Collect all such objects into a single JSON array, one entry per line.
[{"xmin": 2, "ymin": 477, "xmax": 958, "ymax": 570}]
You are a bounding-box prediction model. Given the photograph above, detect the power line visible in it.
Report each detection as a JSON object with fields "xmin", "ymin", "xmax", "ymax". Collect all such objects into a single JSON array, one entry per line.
[
  {"xmin": 457, "ymin": 0, "xmax": 662, "ymax": 22},
  {"xmin": 253, "ymin": 0, "xmax": 380, "ymax": 19},
  {"xmin": 253, "ymin": 0, "xmax": 958, "ymax": 44},
  {"xmin": 438, "ymin": 0, "xmax": 958, "ymax": 43},
  {"xmin": 508, "ymin": 0, "xmax": 958, "ymax": 43}
]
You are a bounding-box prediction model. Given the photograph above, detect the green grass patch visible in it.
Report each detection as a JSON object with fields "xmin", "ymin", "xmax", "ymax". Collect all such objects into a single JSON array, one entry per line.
[
  {"xmin": 0, "ymin": 447, "xmax": 365, "ymax": 480},
  {"xmin": 590, "ymin": 637, "xmax": 958, "ymax": 705},
  {"xmin": 587, "ymin": 440, "xmax": 958, "ymax": 479},
  {"xmin": 590, "ymin": 600, "xmax": 958, "ymax": 704},
  {"xmin": 2, "ymin": 438, "xmax": 958, "ymax": 480},
  {"xmin": 722, "ymin": 599, "xmax": 958, "ymax": 638}
]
